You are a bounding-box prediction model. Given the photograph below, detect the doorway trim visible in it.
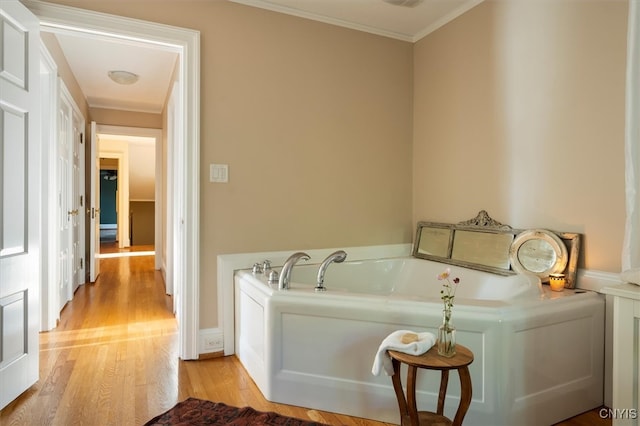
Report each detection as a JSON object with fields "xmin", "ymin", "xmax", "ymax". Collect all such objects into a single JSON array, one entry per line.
[
  {"xmin": 25, "ymin": 0, "xmax": 201, "ymax": 360},
  {"xmin": 39, "ymin": 40, "xmax": 59, "ymax": 332}
]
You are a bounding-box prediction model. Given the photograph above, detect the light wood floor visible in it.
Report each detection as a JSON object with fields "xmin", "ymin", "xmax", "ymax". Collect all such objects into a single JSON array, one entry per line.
[{"xmin": 0, "ymin": 251, "xmax": 610, "ymax": 425}]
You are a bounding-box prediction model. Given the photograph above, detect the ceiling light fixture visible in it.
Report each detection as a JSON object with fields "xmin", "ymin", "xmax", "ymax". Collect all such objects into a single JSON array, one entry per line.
[
  {"xmin": 108, "ymin": 70, "xmax": 139, "ymax": 85},
  {"xmin": 382, "ymin": 0, "xmax": 423, "ymax": 7}
]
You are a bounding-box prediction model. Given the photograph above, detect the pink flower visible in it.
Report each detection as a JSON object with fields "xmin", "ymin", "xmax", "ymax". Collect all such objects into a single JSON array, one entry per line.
[
  {"xmin": 437, "ymin": 268, "xmax": 451, "ymax": 280},
  {"xmin": 437, "ymin": 268, "xmax": 460, "ymax": 311}
]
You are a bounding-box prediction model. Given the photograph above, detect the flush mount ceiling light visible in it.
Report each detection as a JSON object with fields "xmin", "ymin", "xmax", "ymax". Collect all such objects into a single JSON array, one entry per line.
[
  {"xmin": 382, "ymin": 0, "xmax": 423, "ymax": 7},
  {"xmin": 108, "ymin": 70, "xmax": 139, "ymax": 85}
]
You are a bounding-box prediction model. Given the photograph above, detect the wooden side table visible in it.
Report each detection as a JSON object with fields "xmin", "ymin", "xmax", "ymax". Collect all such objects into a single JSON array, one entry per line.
[{"xmin": 388, "ymin": 344, "xmax": 474, "ymax": 426}]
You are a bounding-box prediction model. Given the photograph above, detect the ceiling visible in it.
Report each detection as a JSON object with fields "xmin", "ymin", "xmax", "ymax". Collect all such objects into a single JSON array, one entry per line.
[
  {"xmin": 53, "ymin": 0, "xmax": 482, "ymax": 113},
  {"xmin": 54, "ymin": 33, "xmax": 179, "ymax": 114},
  {"xmin": 229, "ymin": 0, "xmax": 483, "ymax": 42}
]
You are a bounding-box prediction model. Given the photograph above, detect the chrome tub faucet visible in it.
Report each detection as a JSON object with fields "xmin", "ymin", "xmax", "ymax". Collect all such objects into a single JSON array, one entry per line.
[
  {"xmin": 316, "ymin": 250, "xmax": 347, "ymax": 292},
  {"xmin": 278, "ymin": 252, "xmax": 310, "ymax": 290}
]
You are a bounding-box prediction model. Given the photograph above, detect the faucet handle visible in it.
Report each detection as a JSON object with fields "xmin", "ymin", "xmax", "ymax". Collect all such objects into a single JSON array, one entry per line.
[
  {"xmin": 268, "ymin": 270, "xmax": 279, "ymax": 284},
  {"xmin": 252, "ymin": 263, "xmax": 262, "ymax": 274},
  {"xmin": 262, "ymin": 259, "xmax": 272, "ymax": 272}
]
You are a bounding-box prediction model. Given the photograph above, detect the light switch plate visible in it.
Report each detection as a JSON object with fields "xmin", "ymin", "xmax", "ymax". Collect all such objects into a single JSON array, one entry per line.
[{"xmin": 210, "ymin": 164, "xmax": 229, "ymax": 183}]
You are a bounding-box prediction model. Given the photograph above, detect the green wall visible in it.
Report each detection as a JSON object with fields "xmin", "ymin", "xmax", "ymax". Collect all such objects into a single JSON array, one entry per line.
[{"xmin": 100, "ymin": 170, "xmax": 117, "ymax": 225}]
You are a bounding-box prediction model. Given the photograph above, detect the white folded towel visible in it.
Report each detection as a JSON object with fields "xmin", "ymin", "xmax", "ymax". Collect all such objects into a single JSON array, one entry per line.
[
  {"xmin": 621, "ymin": 268, "xmax": 640, "ymax": 285},
  {"xmin": 371, "ymin": 330, "xmax": 436, "ymax": 376}
]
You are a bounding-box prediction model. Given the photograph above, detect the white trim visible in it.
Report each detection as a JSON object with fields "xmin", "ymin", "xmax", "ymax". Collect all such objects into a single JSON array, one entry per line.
[
  {"xmin": 229, "ymin": 0, "xmax": 484, "ymax": 43},
  {"xmin": 413, "ymin": 0, "xmax": 484, "ymax": 42},
  {"xmin": 154, "ymin": 125, "xmax": 163, "ymax": 271},
  {"xmin": 24, "ymin": 1, "xmax": 186, "ymax": 51},
  {"xmin": 578, "ymin": 269, "xmax": 624, "ymax": 293},
  {"xmin": 622, "ymin": 0, "xmax": 640, "ymax": 271},
  {"xmin": 594, "ymin": 272, "xmax": 630, "ymax": 410},
  {"xmin": 230, "ymin": 0, "xmax": 412, "ymax": 42},
  {"xmin": 165, "ymin": 82, "xmax": 179, "ymax": 300},
  {"xmin": 25, "ymin": 0, "xmax": 201, "ymax": 360},
  {"xmin": 39, "ymin": 40, "xmax": 59, "ymax": 332},
  {"xmin": 217, "ymin": 243, "xmax": 412, "ymax": 355}
]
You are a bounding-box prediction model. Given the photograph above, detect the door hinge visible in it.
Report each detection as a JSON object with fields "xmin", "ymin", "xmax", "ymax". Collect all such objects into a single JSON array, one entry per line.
[
  {"xmin": 80, "ymin": 133, "xmax": 84, "ymax": 144},
  {"xmin": 80, "ymin": 195, "xmax": 83, "ymax": 206},
  {"xmin": 80, "ymin": 258, "xmax": 83, "ymax": 269}
]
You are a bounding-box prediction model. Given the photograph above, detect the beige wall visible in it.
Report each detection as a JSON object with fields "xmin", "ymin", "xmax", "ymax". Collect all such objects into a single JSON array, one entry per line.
[
  {"xmin": 90, "ymin": 107, "xmax": 162, "ymax": 128},
  {"xmin": 41, "ymin": 0, "xmax": 415, "ymax": 329},
  {"xmin": 198, "ymin": 3, "xmax": 413, "ymax": 329},
  {"xmin": 38, "ymin": 0, "xmax": 628, "ymax": 331},
  {"xmin": 413, "ymin": 0, "xmax": 627, "ymax": 272},
  {"xmin": 41, "ymin": 32, "xmax": 89, "ymax": 119}
]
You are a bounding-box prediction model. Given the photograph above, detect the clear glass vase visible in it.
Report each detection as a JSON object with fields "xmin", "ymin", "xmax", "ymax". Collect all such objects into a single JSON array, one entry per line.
[{"xmin": 437, "ymin": 309, "xmax": 456, "ymax": 357}]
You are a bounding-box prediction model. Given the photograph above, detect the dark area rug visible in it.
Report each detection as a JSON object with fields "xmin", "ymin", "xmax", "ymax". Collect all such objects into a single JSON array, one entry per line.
[{"xmin": 144, "ymin": 398, "xmax": 329, "ymax": 426}]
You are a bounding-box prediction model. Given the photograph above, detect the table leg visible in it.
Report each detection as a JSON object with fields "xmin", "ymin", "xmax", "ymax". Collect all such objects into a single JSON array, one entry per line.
[
  {"xmin": 391, "ymin": 358, "xmax": 408, "ymax": 422},
  {"xmin": 406, "ymin": 365, "xmax": 419, "ymax": 426},
  {"xmin": 452, "ymin": 366, "xmax": 473, "ymax": 426},
  {"xmin": 437, "ymin": 369, "xmax": 449, "ymax": 415}
]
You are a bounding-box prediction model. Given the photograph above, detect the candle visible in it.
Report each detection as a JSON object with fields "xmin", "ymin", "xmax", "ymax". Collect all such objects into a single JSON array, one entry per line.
[{"xmin": 549, "ymin": 274, "xmax": 565, "ymax": 291}]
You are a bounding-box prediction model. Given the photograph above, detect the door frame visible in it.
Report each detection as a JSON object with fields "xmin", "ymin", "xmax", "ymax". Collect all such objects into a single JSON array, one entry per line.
[
  {"xmin": 25, "ymin": 0, "xmax": 201, "ymax": 360},
  {"xmin": 39, "ymin": 40, "xmax": 60, "ymax": 332}
]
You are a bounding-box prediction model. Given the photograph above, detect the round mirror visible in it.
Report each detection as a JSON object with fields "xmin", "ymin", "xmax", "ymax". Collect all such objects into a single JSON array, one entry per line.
[
  {"xmin": 517, "ymin": 239, "xmax": 557, "ymax": 273},
  {"xmin": 510, "ymin": 229, "xmax": 568, "ymax": 281}
]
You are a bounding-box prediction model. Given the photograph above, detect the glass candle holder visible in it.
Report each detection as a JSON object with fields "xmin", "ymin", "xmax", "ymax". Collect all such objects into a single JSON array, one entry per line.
[{"xmin": 549, "ymin": 273, "xmax": 566, "ymax": 291}]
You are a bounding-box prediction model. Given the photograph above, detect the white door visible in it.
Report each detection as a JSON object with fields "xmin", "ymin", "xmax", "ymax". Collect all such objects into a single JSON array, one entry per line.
[
  {"xmin": 0, "ymin": 0, "xmax": 41, "ymax": 409},
  {"xmin": 71, "ymin": 110, "xmax": 83, "ymax": 292},
  {"xmin": 58, "ymin": 92, "xmax": 72, "ymax": 310},
  {"xmin": 89, "ymin": 122, "xmax": 100, "ymax": 282}
]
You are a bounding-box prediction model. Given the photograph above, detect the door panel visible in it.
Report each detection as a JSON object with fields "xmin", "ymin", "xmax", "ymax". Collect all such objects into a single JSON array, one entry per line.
[
  {"xmin": 89, "ymin": 122, "xmax": 100, "ymax": 282},
  {"xmin": 71, "ymin": 112, "xmax": 82, "ymax": 291},
  {"xmin": 0, "ymin": 0, "xmax": 40, "ymax": 409},
  {"xmin": 0, "ymin": 104, "xmax": 26, "ymax": 255},
  {"xmin": 58, "ymin": 98, "xmax": 71, "ymax": 309}
]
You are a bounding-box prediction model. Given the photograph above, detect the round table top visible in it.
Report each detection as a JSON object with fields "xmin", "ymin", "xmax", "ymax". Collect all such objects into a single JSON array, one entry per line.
[{"xmin": 388, "ymin": 344, "xmax": 474, "ymax": 370}]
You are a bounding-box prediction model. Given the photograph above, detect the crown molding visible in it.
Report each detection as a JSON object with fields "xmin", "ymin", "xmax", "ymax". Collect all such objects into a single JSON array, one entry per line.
[
  {"xmin": 230, "ymin": 0, "xmax": 414, "ymax": 42},
  {"xmin": 229, "ymin": 0, "xmax": 485, "ymax": 43}
]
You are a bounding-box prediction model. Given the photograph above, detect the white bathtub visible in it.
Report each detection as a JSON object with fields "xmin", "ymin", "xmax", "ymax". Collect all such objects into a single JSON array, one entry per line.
[{"xmin": 234, "ymin": 257, "xmax": 604, "ymax": 425}]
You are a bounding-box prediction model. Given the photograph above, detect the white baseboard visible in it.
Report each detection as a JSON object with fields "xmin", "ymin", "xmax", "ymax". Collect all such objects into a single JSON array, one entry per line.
[{"xmin": 200, "ymin": 328, "xmax": 224, "ymax": 354}]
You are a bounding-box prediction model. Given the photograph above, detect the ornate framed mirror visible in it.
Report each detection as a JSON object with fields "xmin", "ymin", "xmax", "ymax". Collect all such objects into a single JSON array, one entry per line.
[{"xmin": 412, "ymin": 210, "xmax": 581, "ymax": 288}]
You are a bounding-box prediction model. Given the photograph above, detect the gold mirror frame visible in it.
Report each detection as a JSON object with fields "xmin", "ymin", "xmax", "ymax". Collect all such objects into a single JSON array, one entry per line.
[{"xmin": 412, "ymin": 210, "xmax": 581, "ymax": 288}]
